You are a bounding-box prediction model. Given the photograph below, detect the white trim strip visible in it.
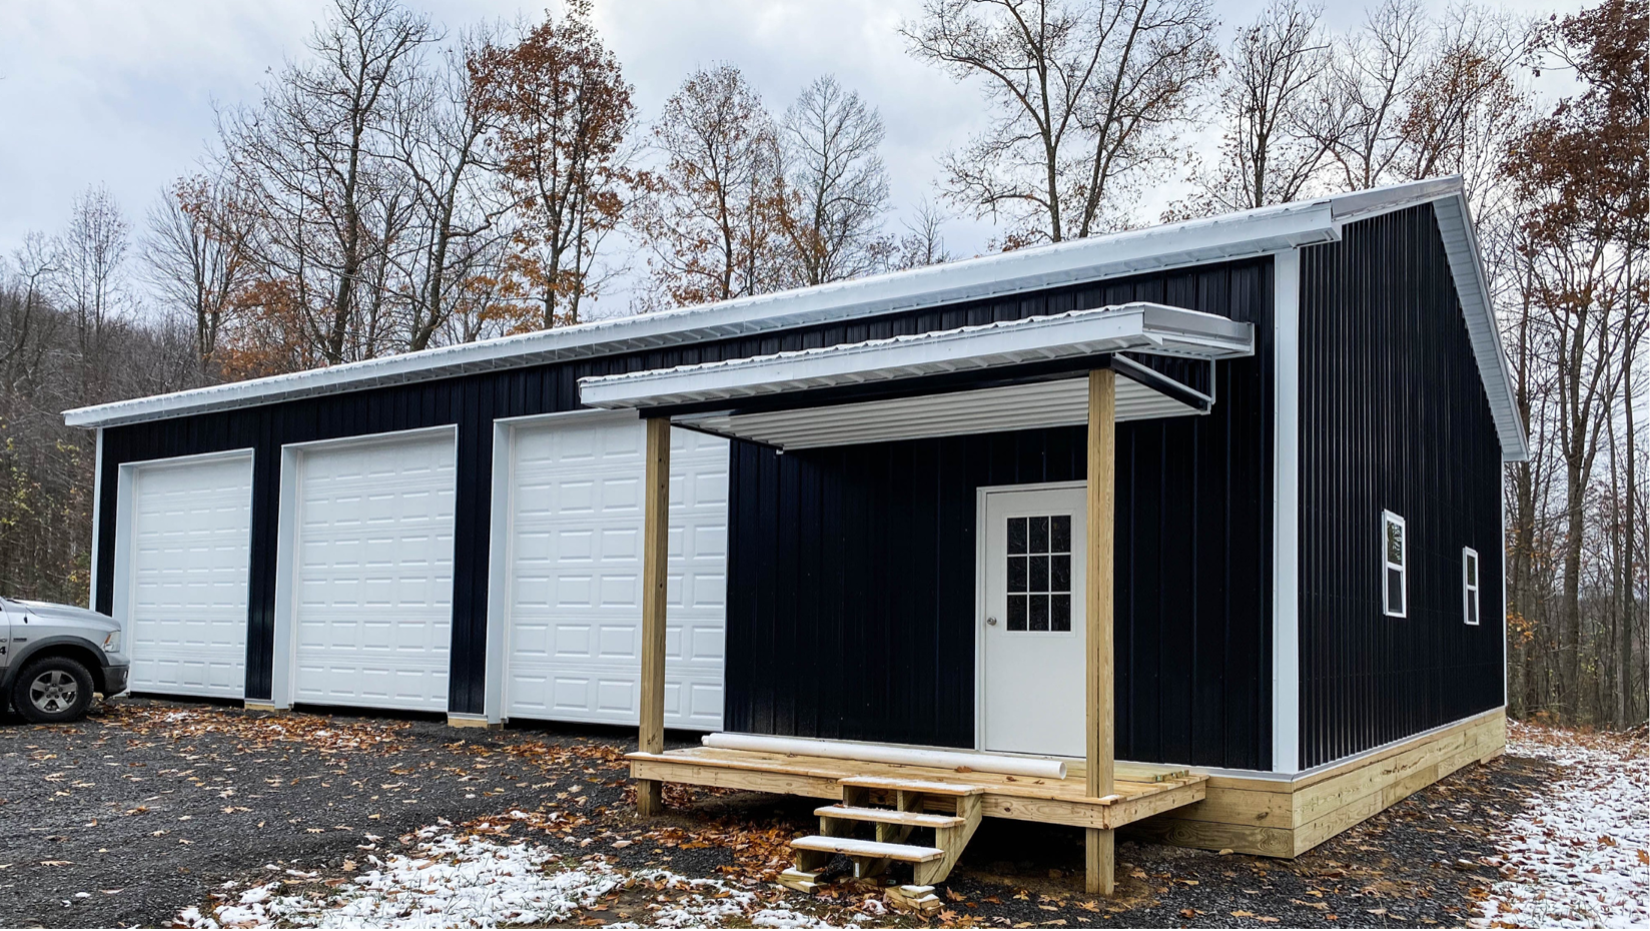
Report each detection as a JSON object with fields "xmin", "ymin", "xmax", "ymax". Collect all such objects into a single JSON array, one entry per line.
[
  {"xmin": 88, "ymin": 427, "xmax": 104, "ymax": 609},
  {"xmin": 1271, "ymin": 250, "xmax": 1301, "ymax": 775}
]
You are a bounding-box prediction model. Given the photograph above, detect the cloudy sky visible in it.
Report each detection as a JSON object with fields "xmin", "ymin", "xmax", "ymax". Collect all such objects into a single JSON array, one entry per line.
[{"xmin": 0, "ymin": 0, "xmax": 1578, "ymax": 315}]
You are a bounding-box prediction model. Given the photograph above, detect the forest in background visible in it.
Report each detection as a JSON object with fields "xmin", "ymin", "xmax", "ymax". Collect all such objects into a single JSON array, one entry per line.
[{"xmin": 0, "ymin": 0, "xmax": 1642, "ymax": 728}]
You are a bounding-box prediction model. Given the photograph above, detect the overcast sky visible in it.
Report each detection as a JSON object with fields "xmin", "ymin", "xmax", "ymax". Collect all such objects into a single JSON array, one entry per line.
[{"xmin": 0, "ymin": 0, "xmax": 1580, "ymax": 316}]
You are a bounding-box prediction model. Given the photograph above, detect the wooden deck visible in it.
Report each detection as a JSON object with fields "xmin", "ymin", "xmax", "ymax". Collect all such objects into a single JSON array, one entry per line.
[{"xmin": 628, "ymin": 746, "xmax": 1208, "ymax": 831}]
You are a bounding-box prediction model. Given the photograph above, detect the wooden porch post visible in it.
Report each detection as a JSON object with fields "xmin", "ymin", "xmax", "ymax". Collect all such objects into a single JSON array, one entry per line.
[
  {"xmin": 637, "ymin": 416, "xmax": 671, "ymax": 816},
  {"xmin": 1085, "ymin": 369, "xmax": 1116, "ymax": 894}
]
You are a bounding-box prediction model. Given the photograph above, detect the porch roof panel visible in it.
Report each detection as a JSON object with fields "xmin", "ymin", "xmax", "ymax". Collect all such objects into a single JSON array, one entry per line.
[{"xmin": 578, "ymin": 302, "xmax": 1253, "ymax": 413}]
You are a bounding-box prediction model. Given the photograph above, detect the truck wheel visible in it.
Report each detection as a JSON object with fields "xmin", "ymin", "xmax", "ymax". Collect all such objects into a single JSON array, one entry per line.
[{"xmin": 11, "ymin": 656, "xmax": 94, "ymax": 724}]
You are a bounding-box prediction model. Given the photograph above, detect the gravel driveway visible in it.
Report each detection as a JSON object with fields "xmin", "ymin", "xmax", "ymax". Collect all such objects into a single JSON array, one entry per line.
[{"xmin": 1, "ymin": 697, "xmax": 1549, "ymax": 928}]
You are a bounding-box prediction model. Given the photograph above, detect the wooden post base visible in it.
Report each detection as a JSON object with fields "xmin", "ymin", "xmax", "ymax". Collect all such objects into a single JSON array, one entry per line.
[
  {"xmin": 1086, "ymin": 828, "xmax": 1115, "ymax": 895},
  {"xmin": 637, "ymin": 779, "xmax": 663, "ymax": 816}
]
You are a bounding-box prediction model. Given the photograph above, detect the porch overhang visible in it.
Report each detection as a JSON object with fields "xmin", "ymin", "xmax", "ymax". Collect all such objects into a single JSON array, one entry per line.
[{"xmin": 578, "ymin": 303, "xmax": 1255, "ymax": 451}]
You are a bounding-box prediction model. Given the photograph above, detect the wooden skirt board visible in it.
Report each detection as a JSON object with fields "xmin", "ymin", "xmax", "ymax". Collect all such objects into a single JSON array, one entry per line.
[
  {"xmin": 628, "ymin": 746, "xmax": 1206, "ymax": 831},
  {"xmin": 632, "ymin": 708, "xmax": 1506, "ymax": 860},
  {"xmin": 1125, "ymin": 708, "xmax": 1508, "ymax": 857}
]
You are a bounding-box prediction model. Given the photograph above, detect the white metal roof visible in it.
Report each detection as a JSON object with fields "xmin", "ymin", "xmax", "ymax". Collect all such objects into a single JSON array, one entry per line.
[
  {"xmin": 578, "ymin": 302, "xmax": 1251, "ymax": 412},
  {"xmin": 63, "ymin": 175, "xmax": 1525, "ymax": 461}
]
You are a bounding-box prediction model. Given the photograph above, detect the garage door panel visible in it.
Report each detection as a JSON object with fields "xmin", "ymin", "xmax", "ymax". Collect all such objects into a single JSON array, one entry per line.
[
  {"xmin": 292, "ymin": 432, "xmax": 455, "ymax": 713},
  {"xmin": 128, "ymin": 454, "xmax": 252, "ymax": 699},
  {"xmin": 504, "ymin": 420, "xmax": 727, "ymax": 729}
]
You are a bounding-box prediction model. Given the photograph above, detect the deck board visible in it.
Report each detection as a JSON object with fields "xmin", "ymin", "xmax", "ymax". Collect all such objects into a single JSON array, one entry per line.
[{"xmin": 628, "ymin": 746, "xmax": 1206, "ymax": 831}]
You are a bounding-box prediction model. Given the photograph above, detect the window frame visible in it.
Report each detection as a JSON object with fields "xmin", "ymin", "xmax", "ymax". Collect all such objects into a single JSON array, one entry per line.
[
  {"xmin": 1462, "ymin": 547, "xmax": 1480, "ymax": 626},
  {"xmin": 1382, "ymin": 510, "xmax": 1407, "ymax": 618}
]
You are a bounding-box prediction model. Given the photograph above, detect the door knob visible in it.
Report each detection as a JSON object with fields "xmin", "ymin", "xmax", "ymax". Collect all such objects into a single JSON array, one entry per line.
[{"xmin": 986, "ymin": 616, "xmax": 998, "ymax": 626}]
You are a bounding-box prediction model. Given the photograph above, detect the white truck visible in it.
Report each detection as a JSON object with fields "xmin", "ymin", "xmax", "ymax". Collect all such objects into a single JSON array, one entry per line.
[{"xmin": 0, "ymin": 597, "xmax": 128, "ymax": 723}]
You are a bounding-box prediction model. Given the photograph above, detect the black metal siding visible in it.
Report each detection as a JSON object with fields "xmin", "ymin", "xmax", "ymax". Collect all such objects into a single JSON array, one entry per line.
[
  {"xmin": 724, "ymin": 260, "xmax": 1275, "ymax": 770},
  {"xmin": 1297, "ymin": 204, "xmax": 1505, "ymax": 768},
  {"xmin": 95, "ymin": 258, "xmax": 1270, "ymax": 720}
]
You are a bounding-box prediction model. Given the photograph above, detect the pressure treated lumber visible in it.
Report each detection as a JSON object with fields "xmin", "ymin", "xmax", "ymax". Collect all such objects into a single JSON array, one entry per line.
[
  {"xmin": 789, "ymin": 836, "xmax": 945, "ymax": 862},
  {"xmin": 1086, "ymin": 368, "xmax": 1117, "ymax": 895},
  {"xmin": 815, "ymin": 805, "xmax": 966, "ymax": 829},
  {"xmin": 636, "ymin": 416, "xmax": 671, "ymax": 816}
]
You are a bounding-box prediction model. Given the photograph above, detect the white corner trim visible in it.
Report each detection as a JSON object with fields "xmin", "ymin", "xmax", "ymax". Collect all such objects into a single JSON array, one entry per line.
[
  {"xmin": 270, "ymin": 445, "xmax": 301, "ymax": 710},
  {"xmin": 482, "ymin": 418, "xmax": 513, "ymax": 726},
  {"xmin": 88, "ymin": 427, "xmax": 104, "ymax": 609},
  {"xmin": 1271, "ymin": 250, "xmax": 1302, "ymax": 775},
  {"xmin": 1501, "ymin": 491, "xmax": 1509, "ymax": 705}
]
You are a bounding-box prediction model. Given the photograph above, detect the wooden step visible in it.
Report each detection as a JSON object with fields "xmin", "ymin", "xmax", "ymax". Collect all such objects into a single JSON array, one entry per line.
[
  {"xmin": 815, "ymin": 804, "xmax": 966, "ymax": 828},
  {"xmin": 790, "ymin": 835, "xmax": 945, "ymax": 863},
  {"xmin": 839, "ymin": 776, "xmax": 986, "ymax": 796}
]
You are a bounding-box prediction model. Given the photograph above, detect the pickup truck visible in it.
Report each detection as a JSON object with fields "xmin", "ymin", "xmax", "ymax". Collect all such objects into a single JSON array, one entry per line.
[{"xmin": 0, "ymin": 597, "xmax": 128, "ymax": 723}]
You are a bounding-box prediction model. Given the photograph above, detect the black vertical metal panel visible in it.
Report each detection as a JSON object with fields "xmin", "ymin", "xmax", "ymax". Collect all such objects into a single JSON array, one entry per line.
[
  {"xmin": 1297, "ymin": 204, "xmax": 1505, "ymax": 769},
  {"xmin": 724, "ymin": 260, "xmax": 1274, "ymax": 770},
  {"xmin": 93, "ymin": 257, "xmax": 1271, "ymax": 739}
]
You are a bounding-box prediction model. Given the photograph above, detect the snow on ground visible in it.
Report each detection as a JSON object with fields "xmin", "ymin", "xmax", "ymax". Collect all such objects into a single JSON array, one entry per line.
[
  {"xmin": 176, "ymin": 813, "xmax": 839, "ymax": 929},
  {"xmin": 1474, "ymin": 722, "xmax": 1649, "ymax": 929}
]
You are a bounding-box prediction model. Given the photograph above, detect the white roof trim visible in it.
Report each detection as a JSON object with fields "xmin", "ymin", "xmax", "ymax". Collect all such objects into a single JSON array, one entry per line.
[
  {"xmin": 577, "ymin": 303, "xmax": 1253, "ymax": 411},
  {"xmin": 1431, "ymin": 195, "xmax": 1528, "ymax": 460},
  {"xmin": 64, "ymin": 196, "xmax": 1337, "ymax": 429},
  {"xmin": 63, "ymin": 175, "xmax": 1526, "ymax": 462}
]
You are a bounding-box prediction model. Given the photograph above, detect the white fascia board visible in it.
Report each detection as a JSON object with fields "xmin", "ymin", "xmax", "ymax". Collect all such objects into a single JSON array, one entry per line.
[
  {"xmin": 63, "ymin": 202, "xmax": 1333, "ymax": 430},
  {"xmin": 1429, "ymin": 193, "xmax": 1529, "ymax": 462},
  {"xmin": 578, "ymin": 303, "xmax": 1254, "ymax": 411}
]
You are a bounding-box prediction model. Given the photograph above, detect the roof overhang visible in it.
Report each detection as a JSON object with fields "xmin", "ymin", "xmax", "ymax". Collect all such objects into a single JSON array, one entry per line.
[
  {"xmin": 61, "ymin": 176, "xmax": 1528, "ymax": 463},
  {"xmin": 578, "ymin": 303, "xmax": 1253, "ymax": 451},
  {"xmin": 63, "ymin": 198, "xmax": 1331, "ymax": 430}
]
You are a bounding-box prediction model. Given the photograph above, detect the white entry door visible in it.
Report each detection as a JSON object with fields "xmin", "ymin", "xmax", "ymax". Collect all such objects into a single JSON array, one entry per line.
[
  {"xmin": 502, "ymin": 414, "xmax": 728, "ymax": 729},
  {"xmin": 980, "ymin": 485, "xmax": 1087, "ymax": 757},
  {"xmin": 125, "ymin": 453, "xmax": 253, "ymax": 698},
  {"xmin": 291, "ymin": 430, "xmax": 457, "ymax": 711}
]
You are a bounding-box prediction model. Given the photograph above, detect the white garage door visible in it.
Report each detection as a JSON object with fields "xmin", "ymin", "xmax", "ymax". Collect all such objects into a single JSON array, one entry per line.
[
  {"xmin": 126, "ymin": 453, "xmax": 252, "ymax": 698},
  {"xmin": 503, "ymin": 416, "xmax": 727, "ymax": 729},
  {"xmin": 292, "ymin": 431, "xmax": 456, "ymax": 712}
]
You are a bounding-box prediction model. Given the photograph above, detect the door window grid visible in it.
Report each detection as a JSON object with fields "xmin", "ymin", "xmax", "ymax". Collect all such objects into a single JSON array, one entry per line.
[{"xmin": 1006, "ymin": 515, "xmax": 1072, "ymax": 632}]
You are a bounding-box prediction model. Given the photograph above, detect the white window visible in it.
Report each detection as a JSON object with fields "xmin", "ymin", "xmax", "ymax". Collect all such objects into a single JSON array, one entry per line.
[
  {"xmin": 1382, "ymin": 510, "xmax": 1407, "ymax": 617},
  {"xmin": 1462, "ymin": 547, "xmax": 1480, "ymax": 625}
]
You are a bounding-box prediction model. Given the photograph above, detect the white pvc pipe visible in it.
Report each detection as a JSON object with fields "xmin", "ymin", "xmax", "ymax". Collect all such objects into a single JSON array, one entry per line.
[{"xmin": 701, "ymin": 733, "xmax": 1068, "ymax": 780}]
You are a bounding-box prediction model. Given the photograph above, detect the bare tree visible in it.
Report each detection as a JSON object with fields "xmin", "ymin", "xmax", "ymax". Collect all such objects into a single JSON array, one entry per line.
[
  {"xmin": 385, "ymin": 29, "xmax": 514, "ymax": 349},
  {"xmin": 219, "ymin": 0, "xmax": 432, "ymax": 365},
  {"xmin": 778, "ymin": 75, "xmax": 892, "ymax": 286},
  {"xmin": 903, "ymin": 0, "xmax": 1218, "ymax": 244},
  {"xmin": 1310, "ymin": 0, "xmax": 1429, "ymax": 191},
  {"xmin": 143, "ymin": 173, "xmax": 257, "ymax": 365},
  {"xmin": 893, "ymin": 198, "xmax": 956, "ymax": 269},
  {"xmin": 633, "ymin": 64, "xmax": 785, "ymax": 308},
  {"xmin": 52, "ymin": 184, "xmax": 129, "ymax": 365},
  {"xmin": 1, "ymin": 234, "xmax": 59, "ymax": 392},
  {"xmin": 471, "ymin": 2, "xmax": 637, "ymax": 330},
  {"xmin": 1200, "ymin": 0, "xmax": 1330, "ymax": 211}
]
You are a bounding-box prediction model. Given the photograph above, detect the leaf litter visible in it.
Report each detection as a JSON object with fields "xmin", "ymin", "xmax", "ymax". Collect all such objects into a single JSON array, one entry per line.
[{"xmin": 1471, "ymin": 721, "xmax": 1648, "ymax": 929}]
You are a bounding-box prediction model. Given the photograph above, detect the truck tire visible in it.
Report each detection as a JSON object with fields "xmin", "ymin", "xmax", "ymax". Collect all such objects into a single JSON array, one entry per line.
[{"xmin": 11, "ymin": 655, "xmax": 94, "ymax": 724}]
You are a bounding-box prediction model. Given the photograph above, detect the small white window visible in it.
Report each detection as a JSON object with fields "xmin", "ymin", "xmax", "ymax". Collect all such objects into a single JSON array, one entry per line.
[
  {"xmin": 1382, "ymin": 511, "xmax": 1407, "ymax": 617},
  {"xmin": 1462, "ymin": 547, "xmax": 1480, "ymax": 626}
]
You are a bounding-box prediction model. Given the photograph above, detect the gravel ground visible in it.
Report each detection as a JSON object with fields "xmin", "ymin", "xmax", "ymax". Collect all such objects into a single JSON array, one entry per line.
[{"xmin": 0, "ymin": 697, "xmax": 1556, "ymax": 928}]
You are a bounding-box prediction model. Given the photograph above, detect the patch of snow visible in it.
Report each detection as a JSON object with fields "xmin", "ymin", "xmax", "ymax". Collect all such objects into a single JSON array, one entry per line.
[
  {"xmin": 1473, "ymin": 723, "xmax": 1649, "ymax": 929},
  {"xmin": 175, "ymin": 828, "xmax": 842, "ymax": 929}
]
